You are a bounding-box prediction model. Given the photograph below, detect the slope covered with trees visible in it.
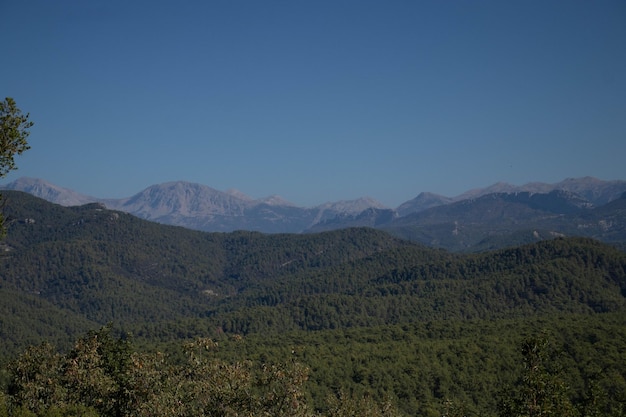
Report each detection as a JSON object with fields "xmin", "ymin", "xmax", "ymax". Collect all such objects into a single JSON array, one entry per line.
[
  {"xmin": 2, "ymin": 315, "xmax": 624, "ymax": 416},
  {"xmin": 1, "ymin": 191, "xmax": 625, "ymax": 415}
]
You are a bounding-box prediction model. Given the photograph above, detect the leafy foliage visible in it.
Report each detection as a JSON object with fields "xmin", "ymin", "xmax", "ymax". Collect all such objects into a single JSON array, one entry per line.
[
  {"xmin": 2, "ymin": 327, "xmax": 403, "ymax": 417},
  {"xmin": 498, "ymin": 336, "xmax": 579, "ymax": 417},
  {"xmin": 0, "ymin": 98, "xmax": 31, "ymax": 178},
  {"xmin": 2, "ymin": 319, "xmax": 625, "ymax": 416},
  {"xmin": 205, "ymin": 313, "xmax": 626, "ymax": 416},
  {"xmin": 0, "ymin": 98, "xmax": 32, "ymax": 235}
]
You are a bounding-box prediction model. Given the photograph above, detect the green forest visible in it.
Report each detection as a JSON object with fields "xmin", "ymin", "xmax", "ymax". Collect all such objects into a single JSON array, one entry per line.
[{"xmin": 1, "ymin": 191, "xmax": 625, "ymax": 416}]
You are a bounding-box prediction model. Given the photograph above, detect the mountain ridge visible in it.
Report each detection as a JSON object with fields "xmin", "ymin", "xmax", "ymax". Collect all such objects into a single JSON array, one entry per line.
[
  {"xmin": 381, "ymin": 190, "xmax": 626, "ymax": 251},
  {"xmin": 3, "ymin": 176, "xmax": 626, "ymax": 237},
  {"xmin": 3, "ymin": 178, "xmax": 387, "ymax": 233}
]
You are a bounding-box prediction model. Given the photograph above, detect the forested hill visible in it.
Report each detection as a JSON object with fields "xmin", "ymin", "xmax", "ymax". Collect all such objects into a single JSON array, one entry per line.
[
  {"xmin": 1, "ymin": 190, "xmax": 625, "ymax": 354},
  {"xmin": 0, "ymin": 191, "xmax": 414, "ymax": 352},
  {"xmin": 2, "ymin": 191, "xmax": 626, "ymax": 416}
]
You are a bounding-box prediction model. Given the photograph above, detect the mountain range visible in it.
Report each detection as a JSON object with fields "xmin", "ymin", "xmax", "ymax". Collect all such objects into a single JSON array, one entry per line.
[
  {"xmin": 1, "ymin": 177, "xmax": 389, "ymax": 234},
  {"xmin": 2, "ymin": 176, "xmax": 626, "ymax": 251}
]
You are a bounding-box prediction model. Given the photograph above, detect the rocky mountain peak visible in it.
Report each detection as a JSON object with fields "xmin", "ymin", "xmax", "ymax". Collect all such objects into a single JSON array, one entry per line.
[{"xmin": 115, "ymin": 181, "xmax": 251, "ymax": 218}]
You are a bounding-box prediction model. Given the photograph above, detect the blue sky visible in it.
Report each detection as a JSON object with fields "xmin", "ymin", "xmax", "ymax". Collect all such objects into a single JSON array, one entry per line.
[{"xmin": 2, "ymin": 1, "xmax": 625, "ymax": 207}]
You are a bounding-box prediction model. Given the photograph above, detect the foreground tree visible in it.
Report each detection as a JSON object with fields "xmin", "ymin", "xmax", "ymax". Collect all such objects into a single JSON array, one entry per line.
[
  {"xmin": 0, "ymin": 98, "xmax": 32, "ymax": 177},
  {"xmin": 0, "ymin": 97, "xmax": 33, "ymax": 235},
  {"xmin": 4, "ymin": 327, "xmax": 402, "ymax": 417}
]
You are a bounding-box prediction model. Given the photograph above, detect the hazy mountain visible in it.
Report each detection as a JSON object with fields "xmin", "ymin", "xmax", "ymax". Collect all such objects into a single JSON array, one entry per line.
[
  {"xmin": 394, "ymin": 177, "xmax": 626, "ymax": 218},
  {"xmin": 224, "ymin": 188, "xmax": 255, "ymax": 201},
  {"xmin": 394, "ymin": 190, "xmax": 592, "ymax": 227},
  {"xmin": 109, "ymin": 181, "xmax": 252, "ymax": 219},
  {"xmin": 455, "ymin": 181, "xmax": 534, "ymax": 201},
  {"xmin": 1, "ymin": 179, "xmax": 388, "ymax": 233},
  {"xmin": 312, "ymin": 180, "xmax": 626, "ymax": 250},
  {"xmin": 306, "ymin": 207, "xmax": 397, "ymax": 233},
  {"xmin": 315, "ymin": 197, "xmax": 387, "ymax": 213},
  {"xmin": 2, "ymin": 176, "xmax": 625, "ymax": 237},
  {"xmin": 553, "ymin": 177, "xmax": 626, "ymax": 205},
  {"xmin": 111, "ymin": 183, "xmax": 391, "ymax": 233},
  {"xmin": 109, "ymin": 182, "xmax": 312, "ymax": 233},
  {"xmin": 396, "ymin": 192, "xmax": 453, "ymax": 217},
  {"xmin": 453, "ymin": 177, "xmax": 626, "ymax": 206},
  {"xmin": 1, "ymin": 177, "xmax": 97, "ymax": 206},
  {"xmin": 385, "ymin": 190, "xmax": 626, "ymax": 251},
  {"xmin": 309, "ymin": 189, "xmax": 605, "ymax": 238},
  {"xmin": 309, "ymin": 197, "xmax": 388, "ymax": 224},
  {"xmin": 257, "ymin": 195, "xmax": 296, "ymax": 206}
]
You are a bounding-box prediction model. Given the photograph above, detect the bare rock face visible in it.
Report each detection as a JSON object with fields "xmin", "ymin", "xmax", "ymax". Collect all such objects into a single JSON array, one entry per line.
[{"xmin": 111, "ymin": 181, "xmax": 253, "ymax": 219}]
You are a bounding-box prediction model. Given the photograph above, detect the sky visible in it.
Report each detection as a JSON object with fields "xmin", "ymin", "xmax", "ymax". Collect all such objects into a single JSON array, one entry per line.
[{"xmin": 1, "ymin": 1, "xmax": 625, "ymax": 207}]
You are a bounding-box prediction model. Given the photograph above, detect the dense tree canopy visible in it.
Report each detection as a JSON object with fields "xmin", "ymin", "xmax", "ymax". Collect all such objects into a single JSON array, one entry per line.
[
  {"xmin": 2, "ymin": 321, "xmax": 625, "ymax": 416},
  {"xmin": 0, "ymin": 327, "xmax": 403, "ymax": 417},
  {"xmin": 1, "ymin": 192, "xmax": 625, "ymax": 415}
]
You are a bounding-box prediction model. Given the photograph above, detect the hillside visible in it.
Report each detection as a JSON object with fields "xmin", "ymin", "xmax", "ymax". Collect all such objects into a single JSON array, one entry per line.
[
  {"xmin": 0, "ymin": 191, "xmax": 411, "ymax": 351},
  {"xmin": 1, "ymin": 190, "xmax": 625, "ymax": 346},
  {"xmin": 1, "ymin": 191, "xmax": 626, "ymax": 415}
]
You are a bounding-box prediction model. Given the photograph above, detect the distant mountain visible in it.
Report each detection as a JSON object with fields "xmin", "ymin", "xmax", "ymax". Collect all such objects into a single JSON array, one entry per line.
[
  {"xmin": 396, "ymin": 192, "xmax": 453, "ymax": 217},
  {"xmin": 311, "ymin": 189, "xmax": 609, "ymax": 243},
  {"xmin": 306, "ymin": 207, "xmax": 397, "ymax": 233},
  {"xmin": 455, "ymin": 181, "xmax": 527, "ymax": 200},
  {"xmin": 315, "ymin": 197, "xmax": 387, "ymax": 213},
  {"xmin": 453, "ymin": 177, "xmax": 626, "ymax": 206},
  {"xmin": 384, "ymin": 190, "xmax": 626, "ymax": 251},
  {"xmin": 2, "ymin": 176, "xmax": 625, "ymax": 240},
  {"xmin": 1, "ymin": 178, "xmax": 388, "ymax": 233},
  {"xmin": 310, "ymin": 197, "xmax": 388, "ymax": 224},
  {"xmin": 1, "ymin": 177, "xmax": 97, "ymax": 206},
  {"xmin": 313, "ymin": 178, "xmax": 626, "ymax": 249},
  {"xmin": 397, "ymin": 190, "xmax": 593, "ymax": 225},
  {"xmin": 552, "ymin": 177, "xmax": 626, "ymax": 205},
  {"xmin": 109, "ymin": 181, "xmax": 252, "ymax": 219},
  {"xmin": 393, "ymin": 177, "xmax": 626, "ymax": 218}
]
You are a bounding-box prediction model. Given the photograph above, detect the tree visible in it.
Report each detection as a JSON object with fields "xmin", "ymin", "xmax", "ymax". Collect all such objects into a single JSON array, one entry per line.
[
  {"xmin": 0, "ymin": 97, "xmax": 33, "ymax": 235},
  {"xmin": 0, "ymin": 97, "xmax": 32, "ymax": 177},
  {"xmin": 5, "ymin": 330, "xmax": 316, "ymax": 417},
  {"xmin": 498, "ymin": 336, "xmax": 578, "ymax": 417}
]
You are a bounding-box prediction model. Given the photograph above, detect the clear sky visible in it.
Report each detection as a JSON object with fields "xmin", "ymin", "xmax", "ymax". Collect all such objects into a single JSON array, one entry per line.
[{"xmin": 2, "ymin": 1, "xmax": 625, "ymax": 207}]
